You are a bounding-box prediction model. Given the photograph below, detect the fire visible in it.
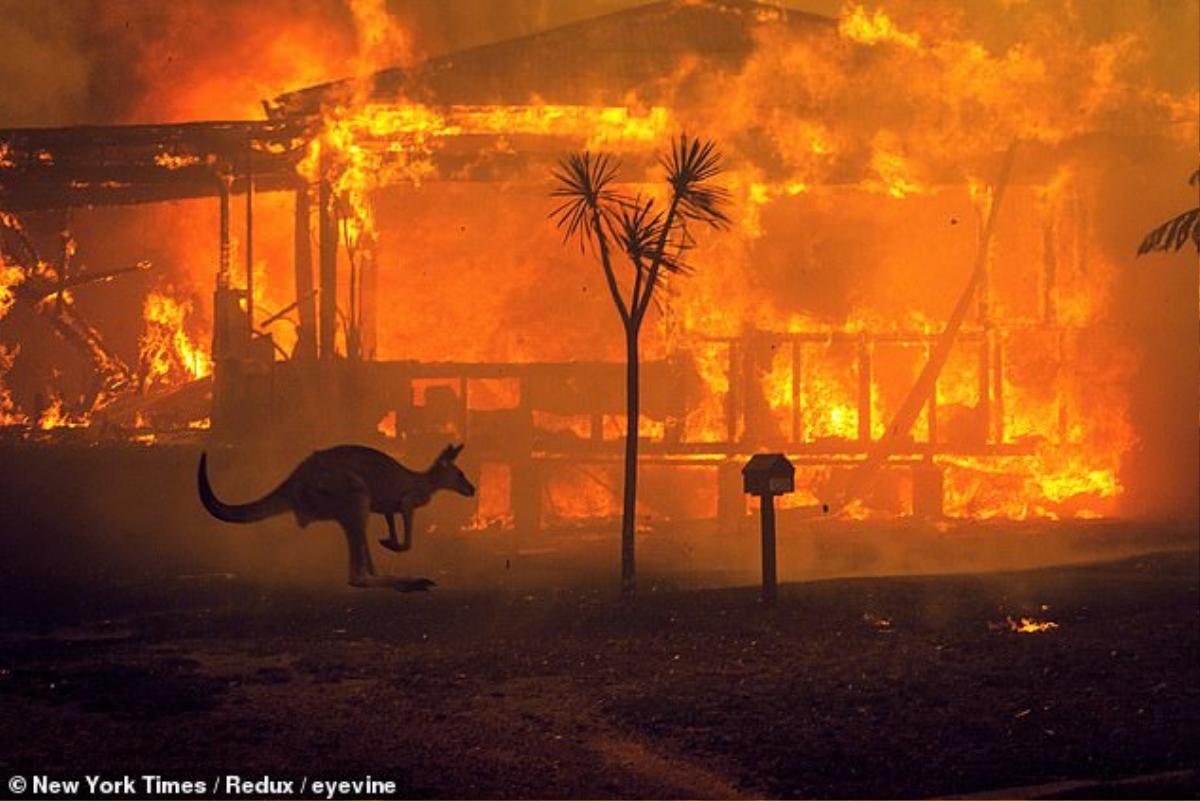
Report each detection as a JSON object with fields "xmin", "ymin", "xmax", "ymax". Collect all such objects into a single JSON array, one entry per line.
[
  {"xmin": 139, "ymin": 289, "xmax": 212, "ymax": 390},
  {"xmin": 0, "ymin": 262, "xmax": 22, "ymax": 320},
  {"xmin": 376, "ymin": 410, "xmax": 397, "ymax": 439},
  {"xmin": 470, "ymin": 462, "xmax": 514, "ymax": 531},
  {"xmin": 838, "ymin": 4, "xmax": 921, "ymax": 49},
  {"xmin": 0, "ymin": 344, "xmax": 22, "ymax": 426},
  {"xmin": 0, "ymin": 265, "xmax": 25, "ymax": 425},
  {"xmin": 1006, "ymin": 616, "xmax": 1059, "ymax": 634},
  {"xmin": 34, "ymin": 394, "xmax": 88, "ymax": 430},
  {"xmin": 0, "ymin": 0, "xmax": 1189, "ymax": 525},
  {"xmin": 448, "ymin": 104, "xmax": 670, "ymax": 150},
  {"xmin": 298, "ymin": 102, "xmax": 450, "ymax": 248},
  {"xmin": 864, "ymin": 136, "xmax": 928, "ymax": 199},
  {"xmin": 154, "ymin": 152, "xmax": 204, "ymax": 170},
  {"xmin": 297, "ymin": 102, "xmax": 670, "ymax": 249}
]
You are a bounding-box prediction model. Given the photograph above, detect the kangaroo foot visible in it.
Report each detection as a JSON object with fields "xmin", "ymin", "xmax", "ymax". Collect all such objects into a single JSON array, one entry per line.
[
  {"xmin": 392, "ymin": 577, "xmax": 436, "ymax": 593},
  {"xmin": 378, "ymin": 538, "xmax": 405, "ymax": 552},
  {"xmin": 348, "ymin": 575, "xmax": 436, "ymax": 591}
]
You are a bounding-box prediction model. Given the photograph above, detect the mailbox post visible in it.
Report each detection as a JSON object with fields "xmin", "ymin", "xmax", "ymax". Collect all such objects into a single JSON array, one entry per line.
[{"xmin": 742, "ymin": 453, "xmax": 795, "ymax": 603}]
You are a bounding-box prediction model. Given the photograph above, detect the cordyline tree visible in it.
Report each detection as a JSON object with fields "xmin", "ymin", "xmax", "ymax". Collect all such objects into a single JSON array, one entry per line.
[
  {"xmin": 551, "ymin": 134, "xmax": 730, "ymax": 596},
  {"xmin": 1136, "ymin": 169, "xmax": 1200, "ymax": 256}
]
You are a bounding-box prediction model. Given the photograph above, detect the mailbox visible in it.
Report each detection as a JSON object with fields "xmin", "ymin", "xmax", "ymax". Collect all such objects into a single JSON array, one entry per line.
[
  {"xmin": 742, "ymin": 453, "xmax": 795, "ymax": 604},
  {"xmin": 742, "ymin": 453, "xmax": 795, "ymax": 497}
]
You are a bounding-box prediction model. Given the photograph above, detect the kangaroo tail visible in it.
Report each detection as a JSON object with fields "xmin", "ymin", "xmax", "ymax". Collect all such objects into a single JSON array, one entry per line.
[{"xmin": 198, "ymin": 453, "xmax": 291, "ymax": 524}]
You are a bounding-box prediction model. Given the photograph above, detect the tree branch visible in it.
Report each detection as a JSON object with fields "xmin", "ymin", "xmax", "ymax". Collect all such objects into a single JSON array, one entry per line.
[
  {"xmin": 634, "ymin": 194, "xmax": 681, "ymax": 324},
  {"xmin": 592, "ymin": 208, "xmax": 630, "ymax": 325}
]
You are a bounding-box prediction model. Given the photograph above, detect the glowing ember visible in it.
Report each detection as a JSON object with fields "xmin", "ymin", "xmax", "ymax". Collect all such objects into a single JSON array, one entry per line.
[
  {"xmin": 377, "ymin": 410, "xmax": 397, "ymax": 438},
  {"xmin": 36, "ymin": 396, "xmax": 87, "ymax": 430},
  {"xmin": 1006, "ymin": 616, "xmax": 1060, "ymax": 634},
  {"xmin": 0, "ymin": 262, "xmax": 22, "ymax": 320},
  {"xmin": 154, "ymin": 151, "xmax": 204, "ymax": 170}
]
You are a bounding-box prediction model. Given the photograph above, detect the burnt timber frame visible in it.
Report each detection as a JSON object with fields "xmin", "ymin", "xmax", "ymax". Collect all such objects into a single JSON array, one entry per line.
[{"xmin": 0, "ymin": 114, "xmax": 1075, "ymax": 534}]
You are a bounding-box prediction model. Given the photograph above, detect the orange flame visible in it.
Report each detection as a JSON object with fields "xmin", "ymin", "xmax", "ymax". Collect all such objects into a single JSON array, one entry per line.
[{"xmin": 139, "ymin": 289, "xmax": 212, "ymax": 390}]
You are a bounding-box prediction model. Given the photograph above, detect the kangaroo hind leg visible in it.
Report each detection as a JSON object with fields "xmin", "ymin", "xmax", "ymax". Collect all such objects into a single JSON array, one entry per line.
[
  {"xmin": 341, "ymin": 496, "xmax": 434, "ymax": 592},
  {"xmin": 341, "ymin": 492, "xmax": 382, "ymax": 588}
]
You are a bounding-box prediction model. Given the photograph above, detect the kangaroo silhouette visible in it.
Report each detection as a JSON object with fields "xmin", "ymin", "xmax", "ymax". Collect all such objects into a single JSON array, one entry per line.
[{"xmin": 198, "ymin": 443, "xmax": 475, "ymax": 591}]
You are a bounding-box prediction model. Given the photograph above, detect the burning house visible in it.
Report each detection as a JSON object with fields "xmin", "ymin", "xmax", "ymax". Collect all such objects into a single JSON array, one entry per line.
[{"xmin": 1, "ymin": 0, "xmax": 1196, "ymax": 540}]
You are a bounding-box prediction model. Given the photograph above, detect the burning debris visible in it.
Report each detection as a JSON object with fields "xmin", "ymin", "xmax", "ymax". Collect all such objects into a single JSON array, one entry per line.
[
  {"xmin": 139, "ymin": 288, "xmax": 212, "ymax": 391},
  {"xmin": 1007, "ymin": 617, "xmax": 1060, "ymax": 634}
]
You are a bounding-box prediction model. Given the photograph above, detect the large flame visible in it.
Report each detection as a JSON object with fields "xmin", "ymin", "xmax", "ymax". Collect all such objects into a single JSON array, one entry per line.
[
  {"xmin": 6, "ymin": 0, "xmax": 1190, "ymax": 522},
  {"xmin": 139, "ymin": 289, "xmax": 212, "ymax": 390}
]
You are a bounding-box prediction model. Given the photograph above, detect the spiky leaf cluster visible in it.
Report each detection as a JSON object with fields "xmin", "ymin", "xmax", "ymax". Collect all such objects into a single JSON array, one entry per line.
[{"xmin": 550, "ymin": 135, "xmax": 729, "ymax": 327}]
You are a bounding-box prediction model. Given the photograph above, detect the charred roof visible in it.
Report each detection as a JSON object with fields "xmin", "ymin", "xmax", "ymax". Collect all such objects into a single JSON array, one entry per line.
[{"xmin": 268, "ymin": 1, "xmax": 834, "ymax": 117}]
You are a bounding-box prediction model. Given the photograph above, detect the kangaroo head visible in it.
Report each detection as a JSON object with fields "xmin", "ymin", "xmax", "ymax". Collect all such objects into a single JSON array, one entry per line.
[{"xmin": 430, "ymin": 443, "xmax": 475, "ymax": 497}]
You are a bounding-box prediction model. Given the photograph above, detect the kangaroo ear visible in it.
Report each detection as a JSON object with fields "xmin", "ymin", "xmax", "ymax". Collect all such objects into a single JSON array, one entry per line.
[{"xmin": 440, "ymin": 443, "xmax": 464, "ymax": 463}]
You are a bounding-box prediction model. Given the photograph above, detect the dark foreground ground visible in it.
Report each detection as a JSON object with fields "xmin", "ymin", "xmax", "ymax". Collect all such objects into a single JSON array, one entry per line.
[{"xmin": 1, "ymin": 548, "xmax": 1197, "ymax": 799}]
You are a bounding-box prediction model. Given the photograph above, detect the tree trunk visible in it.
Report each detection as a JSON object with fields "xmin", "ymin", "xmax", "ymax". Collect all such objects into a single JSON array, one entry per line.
[{"xmin": 621, "ymin": 326, "xmax": 639, "ymax": 596}]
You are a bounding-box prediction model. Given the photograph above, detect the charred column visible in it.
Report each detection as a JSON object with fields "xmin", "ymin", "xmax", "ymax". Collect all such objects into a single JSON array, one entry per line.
[
  {"xmin": 991, "ymin": 331, "xmax": 1005, "ymax": 444},
  {"xmin": 212, "ymin": 171, "xmax": 238, "ymax": 362},
  {"xmin": 791, "ymin": 340, "xmax": 803, "ymax": 444},
  {"xmin": 978, "ymin": 338, "xmax": 991, "ymax": 445},
  {"xmin": 857, "ymin": 334, "xmax": 872, "ymax": 444},
  {"xmin": 244, "ymin": 151, "xmax": 254, "ymax": 333},
  {"xmin": 218, "ymin": 172, "xmax": 232, "ymax": 288},
  {"xmin": 360, "ymin": 243, "xmax": 378, "ymax": 360},
  {"xmin": 318, "ymin": 172, "xmax": 337, "ymax": 360},
  {"xmin": 977, "ymin": 217, "xmax": 994, "ymax": 444},
  {"xmin": 725, "ymin": 341, "xmax": 742, "ymax": 445},
  {"xmin": 211, "ymin": 170, "xmax": 246, "ymax": 433},
  {"xmin": 926, "ymin": 339, "xmax": 938, "ymax": 444},
  {"xmin": 292, "ymin": 186, "xmax": 318, "ymax": 360}
]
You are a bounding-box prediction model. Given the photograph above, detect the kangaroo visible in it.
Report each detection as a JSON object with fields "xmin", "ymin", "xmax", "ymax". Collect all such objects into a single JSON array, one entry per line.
[{"xmin": 197, "ymin": 443, "xmax": 476, "ymax": 591}]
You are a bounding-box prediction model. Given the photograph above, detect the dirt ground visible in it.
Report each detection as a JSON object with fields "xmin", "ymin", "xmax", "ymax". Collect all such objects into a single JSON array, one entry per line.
[{"xmin": 1, "ymin": 544, "xmax": 1197, "ymax": 799}]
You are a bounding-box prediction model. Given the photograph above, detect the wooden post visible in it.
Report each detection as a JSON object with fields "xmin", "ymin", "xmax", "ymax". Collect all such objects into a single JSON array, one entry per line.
[
  {"xmin": 292, "ymin": 186, "xmax": 317, "ymax": 361},
  {"xmin": 759, "ymin": 493, "xmax": 777, "ymax": 604},
  {"xmin": 1041, "ymin": 217, "xmax": 1058, "ymax": 324},
  {"xmin": 926, "ymin": 340, "xmax": 938, "ymax": 445},
  {"xmin": 244, "ymin": 154, "xmax": 254, "ymax": 332},
  {"xmin": 791, "ymin": 339, "xmax": 803, "ymax": 444},
  {"xmin": 212, "ymin": 172, "xmax": 233, "ymax": 361},
  {"xmin": 978, "ymin": 337, "xmax": 991, "ymax": 443},
  {"xmin": 218, "ymin": 172, "xmax": 232, "ymax": 288},
  {"xmin": 318, "ymin": 175, "xmax": 337, "ymax": 360},
  {"xmin": 857, "ymin": 334, "xmax": 872, "ymax": 444},
  {"xmin": 360, "ymin": 242, "xmax": 378, "ymax": 359},
  {"xmin": 991, "ymin": 331, "xmax": 1004, "ymax": 444},
  {"xmin": 725, "ymin": 342, "xmax": 741, "ymax": 445}
]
